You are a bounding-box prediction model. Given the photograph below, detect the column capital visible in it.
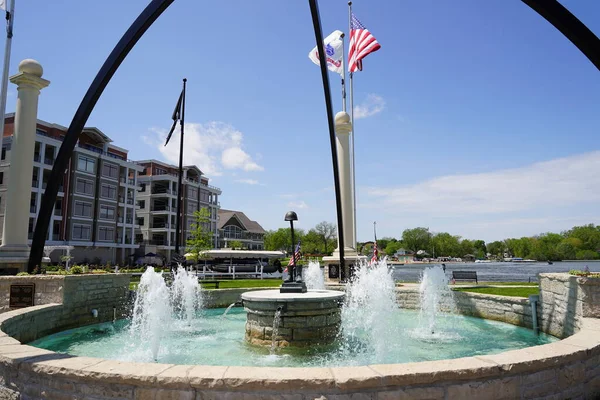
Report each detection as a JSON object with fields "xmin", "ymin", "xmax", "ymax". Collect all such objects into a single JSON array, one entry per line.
[
  {"xmin": 10, "ymin": 59, "xmax": 50, "ymax": 91},
  {"xmin": 334, "ymin": 111, "xmax": 352, "ymax": 136}
]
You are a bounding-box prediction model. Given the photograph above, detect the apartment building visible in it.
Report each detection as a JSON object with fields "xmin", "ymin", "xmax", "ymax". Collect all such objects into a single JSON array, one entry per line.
[
  {"xmin": 0, "ymin": 115, "xmax": 143, "ymax": 264},
  {"xmin": 217, "ymin": 209, "xmax": 266, "ymax": 250},
  {"xmin": 135, "ymin": 159, "xmax": 221, "ymax": 261}
]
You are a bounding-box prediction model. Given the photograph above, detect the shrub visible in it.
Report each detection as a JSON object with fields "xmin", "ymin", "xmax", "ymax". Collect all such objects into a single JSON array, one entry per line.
[
  {"xmin": 569, "ymin": 269, "xmax": 600, "ymax": 278},
  {"xmin": 16, "ymin": 272, "xmax": 29, "ymax": 276},
  {"xmin": 70, "ymin": 265, "xmax": 83, "ymax": 274}
]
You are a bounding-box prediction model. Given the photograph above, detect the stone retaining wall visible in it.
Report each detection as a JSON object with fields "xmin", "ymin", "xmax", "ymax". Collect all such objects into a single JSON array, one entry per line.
[
  {"xmin": 0, "ymin": 274, "xmax": 130, "ymax": 343},
  {"xmin": 0, "ymin": 275, "xmax": 65, "ymax": 313}
]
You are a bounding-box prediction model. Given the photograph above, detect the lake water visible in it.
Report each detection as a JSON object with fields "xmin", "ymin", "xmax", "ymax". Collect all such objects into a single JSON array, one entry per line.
[{"xmin": 391, "ymin": 261, "xmax": 600, "ymax": 282}]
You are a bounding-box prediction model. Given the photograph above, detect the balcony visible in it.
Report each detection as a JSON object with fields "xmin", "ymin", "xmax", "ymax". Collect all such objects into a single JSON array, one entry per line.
[
  {"xmin": 119, "ymin": 177, "xmax": 126, "ymax": 184},
  {"xmin": 152, "ymin": 222, "xmax": 170, "ymax": 229},
  {"xmin": 31, "ymin": 179, "xmax": 38, "ymax": 188},
  {"xmin": 118, "ymin": 196, "xmax": 125, "ymax": 203},
  {"xmin": 126, "ymin": 198, "xmax": 134, "ymax": 205},
  {"xmin": 54, "ymin": 209, "xmax": 62, "ymax": 217},
  {"xmin": 151, "ymin": 205, "xmax": 171, "ymax": 212},
  {"xmin": 126, "ymin": 217, "xmax": 133, "ymax": 224},
  {"xmin": 33, "ymin": 154, "xmax": 40, "ymax": 162},
  {"xmin": 44, "ymin": 157, "xmax": 54, "ymax": 165},
  {"xmin": 29, "ymin": 205, "xmax": 36, "ymax": 213},
  {"xmin": 117, "ymin": 216, "xmax": 124, "ymax": 223},
  {"xmin": 151, "ymin": 188, "xmax": 173, "ymax": 195},
  {"xmin": 128, "ymin": 178, "xmax": 135, "ymax": 185},
  {"xmin": 51, "ymin": 233, "xmax": 60, "ymax": 241}
]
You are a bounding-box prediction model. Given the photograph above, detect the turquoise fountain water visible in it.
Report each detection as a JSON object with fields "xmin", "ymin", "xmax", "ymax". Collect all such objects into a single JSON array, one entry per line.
[{"xmin": 30, "ymin": 261, "xmax": 556, "ymax": 366}]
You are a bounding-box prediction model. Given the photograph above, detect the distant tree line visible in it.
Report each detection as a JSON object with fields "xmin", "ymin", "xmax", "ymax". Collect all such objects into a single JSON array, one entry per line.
[
  {"xmin": 356, "ymin": 224, "xmax": 600, "ymax": 262},
  {"xmin": 265, "ymin": 223, "xmax": 600, "ymax": 261}
]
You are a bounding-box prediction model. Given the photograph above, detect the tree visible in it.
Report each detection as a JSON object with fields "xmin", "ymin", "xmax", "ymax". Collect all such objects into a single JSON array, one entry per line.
[
  {"xmin": 186, "ymin": 208, "xmax": 212, "ymax": 262},
  {"xmin": 314, "ymin": 221, "xmax": 336, "ymax": 254},
  {"xmin": 264, "ymin": 228, "xmax": 305, "ymax": 253},
  {"xmin": 229, "ymin": 240, "xmax": 244, "ymax": 250},
  {"xmin": 431, "ymin": 232, "xmax": 461, "ymax": 257},
  {"xmin": 302, "ymin": 229, "xmax": 323, "ymax": 254},
  {"xmin": 402, "ymin": 227, "xmax": 431, "ymax": 253},
  {"xmin": 385, "ymin": 241, "xmax": 402, "ymax": 257},
  {"xmin": 487, "ymin": 241, "xmax": 504, "ymax": 258}
]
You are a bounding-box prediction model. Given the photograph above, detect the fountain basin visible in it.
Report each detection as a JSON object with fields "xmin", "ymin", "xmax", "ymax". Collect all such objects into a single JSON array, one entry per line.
[{"xmin": 241, "ymin": 289, "xmax": 344, "ymax": 348}]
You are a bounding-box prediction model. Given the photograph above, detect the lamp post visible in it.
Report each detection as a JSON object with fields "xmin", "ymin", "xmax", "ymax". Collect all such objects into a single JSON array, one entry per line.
[{"xmin": 280, "ymin": 211, "xmax": 307, "ymax": 293}]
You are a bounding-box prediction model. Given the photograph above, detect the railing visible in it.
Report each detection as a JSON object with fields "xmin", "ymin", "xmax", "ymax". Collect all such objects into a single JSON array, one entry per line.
[
  {"xmin": 128, "ymin": 178, "xmax": 135, "ymax": 185},
  {"xmin": 58, "ymin": 185, "xmax": 64, "ymax": 192},
  {"xmin": 126, "ymin": 217, "xmax": 133, "ymax": 224},
  {"xmin": 152, "ymin": 188, "xmax": 172, "ymax": 194},
  {"xmin": 119, "ymin": 177, "xmax": 126, "ymax": 183},
  {"xmin": 42, "ymin": 182, "xmax": 47, "ymax": 189},
  {"xmin": 51, "ymin": 234, "xmax": 60, "ymax": 241},
  {"xmin": 117, "ymin": 216, "xmax": 124, "ymax": 223},
  {"xmin": 118, "ymin": 196, "xmax": 125, "ymax": 203},
  {"xmin": 44, "ymin": 157, "xmax": 54, "ymax": 165},
  {"xmin": 31, "ymin": 179, "xmax": 38, "ymax": 188},
  {"xmin": 54, "ymin": 209, "xmax": 62, "ymax": 216},
  {"xmin": 152, "ymin": 222, "xmax": 170, "ymax": 228},
  {"xmin": 33, "ymin": 154, "xmax": 40, "ymax": 162},
  {"xmin": 126, "ymin": 198, "xmax": 134, "ymax": 205},
  {"xmin": 29, "ymin": 205, "xmax": 36, "ymax": 213},
  {"xmin": 151, "ymin": 206, "xmax": 171, "ymax": 212},
  {"xmin": 78, "ymin": 143, "xmax": 126, "ymax": 161}
]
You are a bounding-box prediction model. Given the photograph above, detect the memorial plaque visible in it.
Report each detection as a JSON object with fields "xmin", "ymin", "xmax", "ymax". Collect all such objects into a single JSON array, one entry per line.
[
  {"xmin": 328, "ymin": 264, "xmax": 339, "ymax": 279},
  {"xmin": 9, "ymin": 284, "xmax": 35, "ymax": 308}
]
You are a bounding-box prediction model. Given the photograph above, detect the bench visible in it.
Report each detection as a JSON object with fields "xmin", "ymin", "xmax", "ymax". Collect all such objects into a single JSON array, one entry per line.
[
  {"xmin": 452, "ymin": 271, "xmax": 478, "ymax": 284},
  {"xmin": 198, "ymin": 280, "xmax": 220, "ymax": 289}
]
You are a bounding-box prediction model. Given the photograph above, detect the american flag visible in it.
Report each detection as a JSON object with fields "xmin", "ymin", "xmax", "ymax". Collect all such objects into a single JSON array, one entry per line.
[
  {"xmin": 284, "ymin": 241, "xmax": 302, "ymax": 272},
  {"xmin": 348, "ymin": 13, "xmax": 381, "ymax": 73}
]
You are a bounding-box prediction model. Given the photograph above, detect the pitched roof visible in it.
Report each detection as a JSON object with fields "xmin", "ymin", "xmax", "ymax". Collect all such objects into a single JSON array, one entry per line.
[{"xmin": 218, "ymin": 209, "xmax": 266, "ymax": 234}]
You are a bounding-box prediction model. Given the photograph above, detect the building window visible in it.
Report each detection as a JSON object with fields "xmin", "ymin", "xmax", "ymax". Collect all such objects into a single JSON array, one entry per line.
[
  {"xmin": 99, "ymin": 205, "xmax": 115, "ymax": 220},
  {"xmin": 138, "ymin": 200, "xmax": 145, "ymax": 209},
  {"xmin": 73, "ymin": 201, "xmax": 92, "ymax": 218},
  {"xmin": 75, "ymin": 178, "xmax": 94, "ymax": 195},
  {"xmin": 188, "ymin": 187, "xmax": 198, "ymax": 198},
  {"xmin": 102, "ymin": 162, "xmax": 118, "ymax": 179},
  {"xmin": 155, "ymin": 167, "xmax": 166, "ymax": 175},
  {"xmin": 224, "ymin": 225, "xmax": 243, "ymax": 239},
  {"xmin": 0, "ymin": 171, "xmax": 3, "ymax": 185},
  {"xmin": 77, "ymin": 155, "xmax": 95, "ymax": 173},
  {"xmin": 72, "ymin": 224, "xmax": 91, "ymax": 240},
  {"xmin": 100, "ymin": 184, "xmax": 116, "ymax": 200},
  {"xmin": 137, "ymin": 217, "xmax": 144, "ymax": 226},
  {"xmin": 98, "ymin": 227, "xmax": 114, "ymax": 241},
  {"xmin": 187, "ymin": 201, "xmax": 197, "ymax": 214}
]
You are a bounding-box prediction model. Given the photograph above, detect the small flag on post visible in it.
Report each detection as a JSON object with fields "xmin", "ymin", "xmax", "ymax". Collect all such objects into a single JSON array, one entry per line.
[
  {"xmin": 308, "ymin": 30, "xmax": 345, "ymax": 75},
  {"xmin": 348, "ymin": 13, "xmax": 381, "ymax": 73},
  {"xmin": 164, "ymin": 90, "xmax": 183, "ymax": 146},
  {"xmin": 284, "ymin": 241, "xmax": 302, "ymax": 273}
]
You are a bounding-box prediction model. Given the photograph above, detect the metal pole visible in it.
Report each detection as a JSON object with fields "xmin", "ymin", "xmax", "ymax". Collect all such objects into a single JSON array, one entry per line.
[
  {"xmin": 174, "ymin": 78, "xmax": 186, "ymax": 256},
  {"xmin": 0, "ymin": 0, "xmax": 15, "ymax": 159},
  {"xmin": 290, "ymin": 220, "xmax": 296, "ymax": 281},
  {"xmin": 348, "ymin": 1, "xmax": 357, "ymax": 249},
  {"xmin": 308, "ymin": 0, "xmax": 345, "ymax": 275},
  {"xmin": 341, "ymin": 33, "xmax": 346, "ymax": 113}
]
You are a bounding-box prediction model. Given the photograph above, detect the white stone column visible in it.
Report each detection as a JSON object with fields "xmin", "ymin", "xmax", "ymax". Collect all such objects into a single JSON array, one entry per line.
[
  {"xmin": 333, "ymin": 111, "xmax": 355, "ymax": 254},
  {"xmin": 0, "ymin": 60, "xmax": 49, "ymax": 256}
]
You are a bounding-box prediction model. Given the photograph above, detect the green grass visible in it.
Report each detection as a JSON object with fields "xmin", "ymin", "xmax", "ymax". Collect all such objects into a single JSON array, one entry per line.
[
  {"xmin": 476, "ymin": 281, "xmax": 539, "ymax": 286},
  {"xmin": 453, "ymin": 286, "xmax": 540, "ymax": 298},
  {"xmin": 201, "ymin": 279, "xmax": 282, "ymax": 289}
]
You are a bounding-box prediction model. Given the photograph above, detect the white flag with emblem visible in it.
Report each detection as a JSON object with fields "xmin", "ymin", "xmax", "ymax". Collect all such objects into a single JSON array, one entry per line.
[{"xmin": 308, "ymin": 30, "xmax": 344, "ymax": 76}]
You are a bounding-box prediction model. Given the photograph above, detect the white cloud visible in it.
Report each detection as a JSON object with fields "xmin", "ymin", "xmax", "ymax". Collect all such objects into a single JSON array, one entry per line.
[
  {"xmin": 354, "ymin": 94, "xmax": 385, "ymax": 119},
  {"xmin": 287, "ymin": 200, "xmax": 309, "ymax": 209},
  {"xmin": 235, "ymin": 179, "xmax": 261, "ymax": 185},
  {"xmin": 145, "ymin": 122, "xmax": 263, "ymax": 176},
  {"xmin": 363, "ymin": 151, "xmax": 600, "ymax": 216}
]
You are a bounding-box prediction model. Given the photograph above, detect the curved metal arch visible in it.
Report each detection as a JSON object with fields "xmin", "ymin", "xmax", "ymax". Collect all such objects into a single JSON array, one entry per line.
[
  {"xmin": 29, "ymin": 0, "xmax": 600, "ymax": 271},
  {"xmin": 28, "ymin": 0, "xmax": 175, "ymax": 271}
]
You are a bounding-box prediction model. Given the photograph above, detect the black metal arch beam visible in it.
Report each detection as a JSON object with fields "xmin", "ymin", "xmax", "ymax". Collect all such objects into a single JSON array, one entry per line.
[
  {"xmin": 522, "ymin": 0, "xmax": 600, "ymax": 71},
  {"xmin": 29, "ymin": 0, "xmax": 600, "ymax": 271},
  {"xmin": 28, "ymin": 0, "xmax": 175, "ymax": 272}
]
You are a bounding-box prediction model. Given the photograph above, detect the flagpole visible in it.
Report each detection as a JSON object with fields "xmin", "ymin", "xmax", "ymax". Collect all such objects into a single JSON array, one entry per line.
[
  {"xmin": 174, "ymin": 78, "xmax": 186, "ymax": 259},
  {"xmin": 0, "ymin": 0, "xmax": 15, "ymax": 160},
  {"xmin": 348, "ymin": 1, "xmax": 357, "ymax": 249},
  {"xmin": 341, "ymin": 33, "xmax": 346, "ymax": 112}
]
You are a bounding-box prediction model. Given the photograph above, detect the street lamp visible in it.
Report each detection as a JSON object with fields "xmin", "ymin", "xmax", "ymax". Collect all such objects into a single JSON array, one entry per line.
[{"xmin": 280, "ymin": 211, "xmax": 307, "ymax": 293}]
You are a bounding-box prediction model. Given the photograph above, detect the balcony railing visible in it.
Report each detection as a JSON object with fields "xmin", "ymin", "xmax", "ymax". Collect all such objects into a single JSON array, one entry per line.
[
  {"xmin": 31, "ymin": 179, "xmax": 38, "ymax": 188},
  {"xmin": 42, "ymin": 182, "xmax": 47, "ymax": 189},
  {"xmin": 152, "ymin": 188, "xmax": 172, "ymax": 195},
  {"xmin": 126, "ymin": 217, "xmax": 133, "ymax": 224},
  {"xmin": 151, "ymin": 206, "xmax": 171, "ymax": 212},
  {"xmin": 128, "ymin": 178, "xmax": 135, "ymax": 185},
  {"xmin": 118, "ymin": 196, "xmax": 125, "ymax": 203},
  {"xmin": 44, "ymin": 157, "xmax": 54, "ymax": 165},
  {"xmin": 78, "ymin": 143, "xmax": 127, "ymax": 161},
  {"xmin": 152, "ymin": 222, "xmax": 170, "ymax": 229},
  {"xmin": 117, "ymin": 216, "xmax": 124, "ymax": 223},
  {"xmin": 119, "ymin": 177, "xmax": 126, "ymax": 183},
  {"xmin": 126, "ymin": 198, "xmax": 134, "ymax": 205},
  {"xmin": 54, "ymin": 209, "xmax": 62, "ymax": 216},
  {"xmin": 51, "ymin": 234, "xmax": 60, "ymax": 241},
  {"xmin": 30, "ymin": 205, "xmax": 36, "ymax": 213},
  {"xmin": 33, "ymin": 154, "xmax": 40, "ymax": 162}
]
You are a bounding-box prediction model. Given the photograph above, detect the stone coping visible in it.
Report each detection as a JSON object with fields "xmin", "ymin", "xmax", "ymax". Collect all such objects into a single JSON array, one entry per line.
[
  {"xmin": 241, "ymin": 289, "xmax": 345, "ymax": 302},
  {"xmin": 1, "ymin": 304, "xmax": 600, "ymax": 394}
]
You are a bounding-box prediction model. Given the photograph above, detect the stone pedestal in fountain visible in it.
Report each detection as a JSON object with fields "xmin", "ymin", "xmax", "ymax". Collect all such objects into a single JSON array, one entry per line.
[{"xmin": 242, "ymin": 289, "xmax": 344, "ymax": 348}]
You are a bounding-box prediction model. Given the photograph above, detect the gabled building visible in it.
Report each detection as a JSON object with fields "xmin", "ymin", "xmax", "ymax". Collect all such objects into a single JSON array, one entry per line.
[{"xmin": 217, "ymin": 209, "xmax": 266, "ymax": 250}]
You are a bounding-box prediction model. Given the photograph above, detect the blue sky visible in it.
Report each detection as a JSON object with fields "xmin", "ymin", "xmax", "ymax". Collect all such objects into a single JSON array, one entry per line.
[{"xmin": 6, "ymin": 0, "xmax": 600, "ymax": 243}]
